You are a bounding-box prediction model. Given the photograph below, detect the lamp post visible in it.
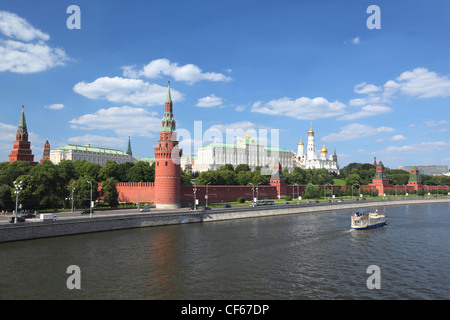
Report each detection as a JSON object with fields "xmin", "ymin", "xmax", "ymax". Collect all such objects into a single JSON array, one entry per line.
[
  {"xmin": 137, "ymin": 180, "xmax": 143, "ymax": 211},
  {"xmin": 191, "ymin": 181, "xmax": 197, "ymax": 211},
  {"xmin": 86, "ymin": 180, "xmax": 93, "ymax": 218},
  {"xmin": 256, "ymin": 182, "xmax": 261, "ymax": 202},
  {"xmin": 351, "ymin": 184, "xmax": 360, "ymax": 200},
  {"xmin": 325, "ymin": 183, "xmax": 333, "ymax": 202},
  {"xmin": 13, "ymin": 180, "xmax": 23, "ymax": 224},
  {"xmin": 71, "ymin": 180, "xmax": 76, "ymax": 213},
  {"xmin": 249, "ymin": 183, "xmax": 255, "ymax": 205},
  {"xmin": 297, "ymin": 184, "xmax": 300, "ymax": 204}
]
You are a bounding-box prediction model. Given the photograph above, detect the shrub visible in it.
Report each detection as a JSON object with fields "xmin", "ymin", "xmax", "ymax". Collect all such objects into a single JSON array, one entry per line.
[
  {"xmin": 237, "ymin": 197, "xmax": 246, "ymax": 203},
  {"xmin": 284, "ymin": 196, "xmax": 292, "ymax": 201}
]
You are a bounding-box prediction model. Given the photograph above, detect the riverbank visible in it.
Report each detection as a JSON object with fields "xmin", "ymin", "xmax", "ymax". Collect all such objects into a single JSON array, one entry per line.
[{"xmin": 0, "ymin": 197, "xmax": 448, "ymax": 243}]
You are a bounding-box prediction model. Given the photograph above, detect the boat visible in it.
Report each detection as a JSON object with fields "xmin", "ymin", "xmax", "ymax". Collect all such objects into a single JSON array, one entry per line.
[{"xmin": 351, "ymin": 210, "xmax": 387, "ymax": 230}]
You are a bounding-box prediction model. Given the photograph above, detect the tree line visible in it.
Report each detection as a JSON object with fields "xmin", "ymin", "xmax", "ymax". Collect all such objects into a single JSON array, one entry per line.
[{"xmin": 0, "ymin": 160, "xmax": 157, "ymax": 212}]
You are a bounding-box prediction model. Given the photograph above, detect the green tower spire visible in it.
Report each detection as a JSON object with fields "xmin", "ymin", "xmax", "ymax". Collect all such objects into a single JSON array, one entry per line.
[
  {"xmin": 166, "ymin": 80, "xmax": 172, "ymax": 103},
  {"xmin": 18, "ymin": 105, "xmax": 28, "ymax": 134},
  {"xmin": 127, "ymin": 136, "xmax": 132, "ymax": 156}
]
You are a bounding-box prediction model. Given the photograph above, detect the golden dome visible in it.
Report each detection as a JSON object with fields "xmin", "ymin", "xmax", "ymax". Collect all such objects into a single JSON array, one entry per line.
[
  {"xmin": 298, "ymin": 141, "xmax": 304, "ymax": 145},
  {"xmin": 244, "ymin": 134, "xmax": 251, "ymax": 139},
  {"xmin": 320, "ymin": 145, "xmax": 328, "ymax": 153},
  {"xmin": 308, "ymin": 128, "xmax": 314, "ymax": 135}
]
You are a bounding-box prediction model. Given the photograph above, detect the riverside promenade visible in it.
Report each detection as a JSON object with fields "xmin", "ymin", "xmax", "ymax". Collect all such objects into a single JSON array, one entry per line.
[{"xmin": 1, "ymin": 197, "xmax": 449, "ymax": 243}]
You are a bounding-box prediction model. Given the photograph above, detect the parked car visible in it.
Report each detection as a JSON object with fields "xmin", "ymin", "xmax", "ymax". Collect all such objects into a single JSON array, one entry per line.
[
  {"xmin": 9, "ymin": 216, "xmax": 25, "ymax": 223},
  {"xmin": 81, "ymin": 209, "xmax": 94, "ymax": 215},
  {"xmin": 139, "ymin": 207, "xmax": 150, "ymax": 212},
  {"xmin": 224, "ymin": 203, "xmax": 231, "ymax": 208},
  {"xmin": 203, "ymin": 206, "xmax": 211, "ymax": 210},
  {"xmin": 21, "ymin": 214, "xmax": 36, "ymax": 219}
]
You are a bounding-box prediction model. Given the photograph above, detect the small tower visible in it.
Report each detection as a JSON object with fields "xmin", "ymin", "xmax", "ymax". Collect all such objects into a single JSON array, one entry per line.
[
  {"xmin": 407, "ymin": 166, "xmax": 422, "ymax": 190},
  {"xmin": 369, "ymin": 160, "xmax": 393, "ymax": 195},
  {"xmin": 154, "ymin": 81, "xmax": 182, "ymax": 209},
  {"xmin": 40, "ymin": 139, "xmax": 50, "ymax": 163},
  {"xmin": 320, "ymin": 145, "xmax": 328, "ymax": 160},
  {"xmin": 270, "ymin": 162, "xmax": 287, "ymax": 199},
  {"xmin": 9, "ymin": 105, "xmax": 37, "ymax": 166}
]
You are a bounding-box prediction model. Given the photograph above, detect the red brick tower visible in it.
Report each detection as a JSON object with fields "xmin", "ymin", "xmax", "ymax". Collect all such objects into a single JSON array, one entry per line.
[
  {"xmin": 407, "ymin": 166, "xmax": 422, "ymax": 190},
  {"xmin": 154, "ymin": 81, "xmax": 182, "ymax": 209},
  {"xmin": 40, "ymin": 139, "xmax": 50, "ymax": 163},
  {"xmin": 368, "ymin": 160, "xmax": 393, "ymax": 195},
  {"xmin": 9, "ymin": 105, "xmax": 37, "ymax": 166},
  {"xmin": 270, "ymin": 162, "xmax": 287, "ymax": 199}
]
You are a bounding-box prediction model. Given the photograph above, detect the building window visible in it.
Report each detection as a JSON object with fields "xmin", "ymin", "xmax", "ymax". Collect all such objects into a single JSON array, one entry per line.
[{"xmin": 165, "ymin": 161, "xmax": 168, "ymax": 166}]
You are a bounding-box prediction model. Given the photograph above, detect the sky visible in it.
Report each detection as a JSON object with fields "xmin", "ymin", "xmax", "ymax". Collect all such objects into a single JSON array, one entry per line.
[{"xmin": 0, "ymin": 0, "xmax": 449, "ymax": 170}]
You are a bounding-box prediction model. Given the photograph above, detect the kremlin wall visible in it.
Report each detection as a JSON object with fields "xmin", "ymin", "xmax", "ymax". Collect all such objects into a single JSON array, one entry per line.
[{"xmin": 7, "ymin": 83, "xmax": 447, "ymax": 210}]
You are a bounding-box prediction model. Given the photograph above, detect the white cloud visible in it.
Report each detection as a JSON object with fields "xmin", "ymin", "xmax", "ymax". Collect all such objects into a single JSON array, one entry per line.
[
  {"xmin": 44, "ymin": 103, "xmax": 64, "ymax": 110},
  {"xmin": 68, "ymin": 134, "xmax": 128, "ymax": 148},
  {"xmin": 390, "ymin": 134, "xmax": 407, "ymax": 141},
  {"xmin": 352, "ymin": 37, "xmax": 360, "ymax": 45},
  {"xmin": 122, "ymin": 58, "xmax": 232, "ymax": 85},
  {"xmin": 424, "ymin": 120, "xmax": 448, "ymax": 127},
  {"xmin": 196, "ymin": 94, "xmax": 223, "ymax": 107},
  {"xmin": 73, "ymin": 76, "xmax": 184, "ymax": 106},
  {"xmin": 354, "ymin": 82, "xmax": 381, "ymax": 94},
  {"xmin": 376, "ymin": 141, "xmax": 450, "ymax": 154},
  {"xmin": 69, "ymin": 105, "xmax": 161, "ymax": 137},
  {"xmin": 0, "ymin": 11, "xmax": 68, "ymax": 74},
  {"xmin": 0, "ymin": 11, "xmax": 49, "ymax": 41},
  {"xmin": 393, "ymin": 68, "xmax": 450, "ymax": 98},
  {"xmin": 322, "ymin": 123, "xmax": 395, "ymax": 142},
  {"xmin": 251, "ymin": 97, "xmax": 347, "ymax": 120},
  {"xmin": 338, "ymin": 104, "xmax": 392, "ymax": 120}
]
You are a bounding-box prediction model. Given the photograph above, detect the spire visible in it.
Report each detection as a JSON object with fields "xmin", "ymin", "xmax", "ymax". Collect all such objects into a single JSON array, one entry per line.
[
  {"xmin": 18, "ymin": 105, "xmax": 28, "ymax": 134},
  {"xmin": 127, "ymin": 136, "xmax": 132, "ymax": 156},
  {"xmin": 166, "ymin": 80, "xmax": 172, "ymax": 103}
]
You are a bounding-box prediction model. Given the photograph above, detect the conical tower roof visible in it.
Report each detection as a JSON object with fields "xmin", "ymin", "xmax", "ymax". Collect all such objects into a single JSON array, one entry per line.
[{"xmin": 18, "ymin": 105, "xmax": 28, "ymax": 134}]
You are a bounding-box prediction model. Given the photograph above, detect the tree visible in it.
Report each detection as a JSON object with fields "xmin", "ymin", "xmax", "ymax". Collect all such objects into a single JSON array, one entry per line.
[
  {"xmin": 73, "ymin": 176, "xmax": 99, "ymax": 209},
  {"xmin": 126, "ymin": 161, "xmax": 154, "ymax": 182},
  {"xmin": 345, "ymin": 173, "xmax": 362, "ymax": 190},
  {"xmin": 30, "ymin": 161, "xmax": 59, "ymax": 209},
  {"xmin": 101, "ymin": 178, "xmax": 119, "ymax": 207},
  {"xmin": 10, "ymin": 175, "xmax": 36, "ymax": 211},
  {"xmin": 0, "ymin": 184, "xmax": 14, "ymax": 211},
  {"xmin": 98, "ymin": 160, "xmax": 121, "ymax": 181},
  {"xmin": 235, "ymin": 164, "xmax": 250, "ymax": 173},
  {"xmin": 304, "ymin": 183, "xmax": 320, "ymax": 199}
]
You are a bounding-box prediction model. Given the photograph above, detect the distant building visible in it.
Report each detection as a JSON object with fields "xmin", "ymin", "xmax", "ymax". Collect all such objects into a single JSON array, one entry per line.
[
  {"xmin": 398, "ymin": 165, "xmax": 448, "ymax": 176},
  {"xmin": 192, "ymin": 134, "xmax": 293, "ymax": 173},
  {"xmin": 9, "ymin": 105, "xmax": 37, "ymax": 166},
  {"xmin": 295, "ymin": 124, "xmax": 339, "ymax": 174},
  {"xmin": 50, "ymin": 144, "xmax": 137, "ymax": 166}
]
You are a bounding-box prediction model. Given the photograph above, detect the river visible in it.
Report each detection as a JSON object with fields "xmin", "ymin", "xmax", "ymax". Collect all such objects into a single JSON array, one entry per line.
[{"xmin": 1, "ymin": 202, "xmax": 449, "ymax": 300}]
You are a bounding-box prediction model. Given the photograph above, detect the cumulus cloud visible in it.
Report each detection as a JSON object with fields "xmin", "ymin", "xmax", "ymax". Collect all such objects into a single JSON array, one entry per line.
[
  {"xmin": 68, "ymin": 134, "xmax": 128, "ymax": 148},
  {"xmin": 354, "ymin": 82, "xmax": 381, "ymax": 94},
  {"xmin": 376, "ymin": 141, "xmax": 450, "ymax": 154},
  {"xmin": 392, "ymin": 68, "xmax": 450, "ymax": 98},
  {"xmin": 69, "ymin": 105, "xmax": 161, "ymax": 137},
  {"xmin": 251, "ymin": 97, "xmax": 347, "ymax": 120},
  {"xmin": 338, "ymin": 104, "xmax": 392, "ymax": 120},
  {"xmin": 122, "ymin": 58, "xmax": 232, "ymax": 85},
  {"xmin": 44, "ymin": 103, "xmax": 64, "ymax": 110},
  {"xmin": 0, "ymin": 11, "xmax": 68, "ymax": 73},
  {"xmin": 196, "ymin": 94, "xmax": 223, "ymax": 107},
  {"xmin": 73, "ymin": 76, "xmax": 184, "ymax": 106},
  {"xmin": 390, "ymin": 134, "xmax": 407, "ymax": 141},
  {"xmin": 322, "ymin": 123, "xmax": 394, "ymax": 142}
]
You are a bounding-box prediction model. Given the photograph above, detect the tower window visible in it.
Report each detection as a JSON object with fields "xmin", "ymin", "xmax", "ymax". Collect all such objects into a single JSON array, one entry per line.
[{"xmin": 165, "ymin": 161, "xmax": 168, "ymax": 166}]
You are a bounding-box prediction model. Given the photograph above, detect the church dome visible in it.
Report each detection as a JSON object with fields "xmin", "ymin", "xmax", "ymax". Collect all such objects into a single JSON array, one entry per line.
[
  {"xmin": 298, "ymin": 141, "xmax": 304, "ymax": 145},
  {"xmin": 320, "ymin": 145, "xmax": 328, "ymax": 153},
  {"xmin": 308, "ymin": 128, "xmax": 314, "ymax": 135}
]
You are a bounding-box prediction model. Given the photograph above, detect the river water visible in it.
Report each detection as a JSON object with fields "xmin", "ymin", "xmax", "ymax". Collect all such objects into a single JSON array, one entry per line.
[{"xmin": 0, "ymin": 203, "xmax": 449, "ymax": 300}]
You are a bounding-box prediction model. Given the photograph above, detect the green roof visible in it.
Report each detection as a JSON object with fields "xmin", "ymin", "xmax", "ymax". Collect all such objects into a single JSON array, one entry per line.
[{"xmin": 54, "ymin": 144, "xmax": 129, "ymax": 156}]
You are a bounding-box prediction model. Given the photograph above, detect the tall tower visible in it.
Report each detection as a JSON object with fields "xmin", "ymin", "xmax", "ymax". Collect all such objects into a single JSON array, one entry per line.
[
  {"xmin": 270, "ymin": 162, "xmax": 287, "ymax": 199},
  {"xmin": 9, "ymin": 105, "xmax": 37, "ymax": 166},
  {"xmin": 154, "ymin": 81, "xmax": 182, "ymax": 209},
  {"xmin": 127, "ymin": 136, "xmax": 132, "ymax": 156},
  {"xmin": 307, "ymin": 123, "xmax": 316, "ymax": 161},
  {"xmin": 40, "ymin": 139, "xmax": 50, "ymax": 163}
]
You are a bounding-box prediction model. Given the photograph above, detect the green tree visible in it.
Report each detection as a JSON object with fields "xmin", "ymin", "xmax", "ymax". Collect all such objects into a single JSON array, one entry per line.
[
  {"xmin": 0, "ymin": 184, "xmax": 14, "ymax": 211},
  {"xmin": 98, "ymin": 160, "xmax": 122, "ymax": 181},
  {"xmin": 73, "ymin": 176, "xmax": 99, "ymax": 209},
  {"xmin": 235, "ymin": 164, "xmax": 250, "ymax": 173},
  {"xmin": 30, "ymin": 161, "xmax": 59, "ymax": 209},
  {"xmin": 126, "ymin": 161, "xmax": 155, "ymax": 182},
  {"xmin": 101, "ymin": 177, "xmax": 119, "ymax": 207},
  {"xmin": 10, "ymin": 175, "xmax": 36, "ymax": 211},
  {"xmin": 304, "ymin": 183, "xmax": 320, "ymax": 199}
]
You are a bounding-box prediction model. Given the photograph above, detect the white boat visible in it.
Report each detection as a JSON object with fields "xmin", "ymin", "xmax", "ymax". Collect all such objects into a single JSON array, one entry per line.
[{"xmin": 351, "ymin": 210, "xmax": 387, "ymax": 230}]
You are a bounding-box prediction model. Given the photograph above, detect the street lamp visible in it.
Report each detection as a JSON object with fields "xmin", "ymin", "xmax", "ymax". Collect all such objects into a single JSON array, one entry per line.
[
  {"xmin": 137, "ymin": 180, "xmax": 143, "ymax": 211},
  {"xmin": 256, "ymin": 182, "xmax": 261, "ymax": 202},
  {"xmin": 205, "ymin": 182, "xmax": 211, "ymax": 208},
  {"xmin": 86, "ymin": 180, "xmax": 93, "ymax": 218},
  {"xmin": 71, "ymin": 180, "xmax": 76, "ymax": 213},
  {"xmin": 13, "ymin": 180, "xmax": 23, "ymax": 224},
  {"xmin": 191, "ymin": 180, "xmax": 197, "ymax": 211},
  {"xmin": 249, "ymin": 182, "xmax": 255, "ymax": 204},
  {"xmin": 351, "ymin": 184, "xmax": 360, "ymax": 200}
]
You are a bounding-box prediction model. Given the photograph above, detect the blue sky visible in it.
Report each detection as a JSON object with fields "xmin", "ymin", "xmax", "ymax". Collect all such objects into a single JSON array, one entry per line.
[{"xmin": 1, "ymin": 0, "xmax": 449, "ymax": 170}]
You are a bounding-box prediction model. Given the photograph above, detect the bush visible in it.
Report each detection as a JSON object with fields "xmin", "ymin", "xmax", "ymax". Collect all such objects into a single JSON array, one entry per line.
[
  {"xmin": 237, "ymin": 197, "xmax": 246, "ymax": 203},
  {"xmin": 284, "ymin": 196, "xmax": 292, "ymax": 201}
]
